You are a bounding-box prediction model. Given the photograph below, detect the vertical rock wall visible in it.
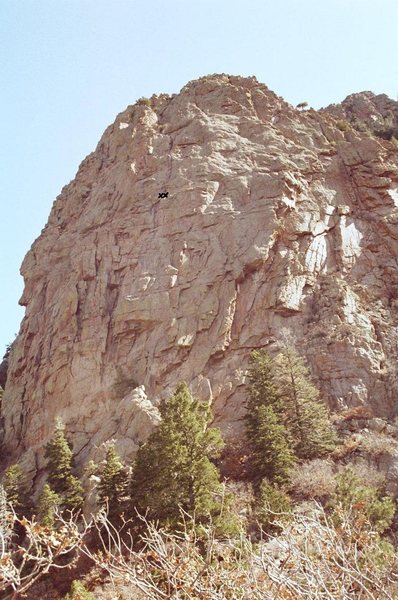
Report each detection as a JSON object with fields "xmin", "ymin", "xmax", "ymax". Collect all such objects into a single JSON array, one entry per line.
[{"xmin": 2, "ymin": 75, "xmax": 398, "ymax": 479}]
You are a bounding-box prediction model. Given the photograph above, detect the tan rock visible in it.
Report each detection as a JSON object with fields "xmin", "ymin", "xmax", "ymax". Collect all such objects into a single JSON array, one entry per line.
[{"xmin": 2, "ymin": 75, "xmax": 398, "ymax": 479}]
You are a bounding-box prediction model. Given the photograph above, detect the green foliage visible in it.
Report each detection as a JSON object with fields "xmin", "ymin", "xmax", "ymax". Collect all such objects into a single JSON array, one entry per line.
[
  {"xmin": 37, "ymin": 483, "xmax": 60, "ymax": 528},
  {"xmin": 63, "ymin": 580, "xmax": 96, "ymax": 600},
  {"xmin": 331, "ymin": 467, "xmax": 395, "ymax": 533},
  {"xmin": 350, "ymin": 116, "xmax": 369, "ymax": 133},
  {"xmin": 84, "ymin": 460, "xmax": 98, "ymax": 478},
  {"xmin": 1, "ymin": 464, "xmax": 30, "ymax": 517},
  {"xmin": 296, "ymin": 101, "xmax": 308, "ymax": 110},
  {"xmin": 336, "ymin": 119, "xmax": 350, "ymax": 132},
  {"xmin": 245, "ymin": 350, "xmax": 295, "ymax": 486},
  {"xmin": 45, "ymin": 418, "xmax": 74, "ymax": 492},
  {"xmin": 248, "ymin": 405, "xmax": 295, "ymax": 486},
  {"xmin": 245, "ymin": 350, "xmax": 283, "ymax": 418},
  {"xmin": 97, "ymin": 445, "xmax": 129, "ymax": 521},
  {"xmin": 63, "ymin": 474, "xmax": 85, "ymax": 513},
  {"xmin": 371, "ymin": 538, "xmax": 396, "ymax": 569},
  {"xmin": 130, "ymin": 382, "xmax": 225, "ymax": 527},
  {"xmin": 274, "ymin": 344, "xmax": 336, "ymax": 459},
  {"xmin": 44, "ymin": 419, "xmax": 84, "ymax": 512},
  {"xmin": 211, "ymin": 501, "xmax": 243, "ymax": 538},
  {"xmin": 245, "ymin": 344, "xmax": 336, "ymax": 484},
  {"xmin": 254, "ymin": 480, "xmax": 291, "ymax": 533}
]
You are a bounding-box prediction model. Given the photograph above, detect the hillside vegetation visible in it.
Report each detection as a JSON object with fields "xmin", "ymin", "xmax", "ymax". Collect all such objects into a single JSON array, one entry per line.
[{"xmin": 2, "ymin": 340, "xmax": 398, "ymax": 599}]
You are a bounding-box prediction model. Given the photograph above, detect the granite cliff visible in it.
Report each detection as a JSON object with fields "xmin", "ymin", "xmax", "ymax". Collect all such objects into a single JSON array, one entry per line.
[{"xmin": 2, "ymin": 74, "xmax": 398, "ymax": 483}]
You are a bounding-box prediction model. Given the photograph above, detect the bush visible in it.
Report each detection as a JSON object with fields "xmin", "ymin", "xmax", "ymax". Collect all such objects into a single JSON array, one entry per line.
[
  {"xmin": 0, "ymin": 485, "xmax": 13, "ymax": 548},
  {"xmin": 288, "ymin": 459, "xmax": 336, "ymax": 500},
  {"xmin": 340, "ymin": 405, "xmax": 374, "ymax": 421},
  {"xmin": 360, "ymin": 431, "xmax": 398, "ymax": 458},
  {"xmin": 63, "ymin": 580, "xmax": 95, "ymax": 600},
  {"xmin": 224, "ymin": 481, "xmax": 254, "ymax": 523},
  {"xmin": 336, "ymin": 119, "xmax": 350, "ymax": 132},
  {"xmin": 331, "ymin": 467, "xmax": 395, "ymax": 533},
  {"xmin": 220, "ymin": 438, "xmax": 248, "ymax": 479},
  {"xmin": 349, "ymin": 461, "xmax": 386, "ymax": 490},
  {"xmin": 254, "ymin": 480, "xmax": 291, "ymax": 533},
  {"xmin": 0, "ymin": 505, "xmax": 91, "ymax": 597},
  {"xmin": 332, "ymin": 435, "xmax": 361, "ymax": 459},
  {"xmin": 137, "ymin": 96, "xmax": 151, "ymax": 107}
]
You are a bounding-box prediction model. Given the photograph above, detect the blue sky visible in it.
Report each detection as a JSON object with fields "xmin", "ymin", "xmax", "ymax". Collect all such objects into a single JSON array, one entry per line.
[{"xmin": 1, "ymin": 0, "xmax": 397, "ymax": 355}]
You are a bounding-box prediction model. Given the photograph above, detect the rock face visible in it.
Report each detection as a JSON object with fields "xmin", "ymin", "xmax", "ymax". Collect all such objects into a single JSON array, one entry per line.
[{"xmin": 2, "ymin": 74, "xmax": 398, "ymax": 479}]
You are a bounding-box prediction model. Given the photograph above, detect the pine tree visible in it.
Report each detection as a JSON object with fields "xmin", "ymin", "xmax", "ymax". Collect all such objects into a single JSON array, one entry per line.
[
  {"xmin": 245, "ymin": 350, "xmax": 295, "ymax": 486},
  {"xmin": 98, "ymin": 445, "xmax": 129, "ymax": 521},
  {"xmin": 45, "ymin": 418, "xmax": 73, "ymax": 492},
  {"xmin": 1, "ymin": 463, "xmax": 30, "ymax": 517},
  {"xmin": 130, "ymin": 382, "xmax": 225, "ymax": 527},
  {"xmin": 249, "ymin": 405, "xmax": 295, "ymax": 486},
  {"xmin": 44, "ymin": 419, "xmax": 84, "ymax": 512},
  {"xmin": 274, "ymin": 344, "xmax": 336, "ymax": 459},
  {"xmin": 37, "ymin": 483, "xmax": 60, "ymax": 528},
  {"xmin": 63, "ymin": 474, "xmax": 85, "ymax": 513},
  {"xmin": 246, "ymin": 350, "xmax": 283, "ymax": 418}
]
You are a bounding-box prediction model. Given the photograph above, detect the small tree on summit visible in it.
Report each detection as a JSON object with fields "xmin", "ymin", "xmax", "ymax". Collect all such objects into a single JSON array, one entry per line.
[
  {"xmin": 130, "ymin": 383, "xmax": 226, "ymax": 528},
  {"xmin": 44, "ymin": 419, "xmax": 84, "ymax": 512}
]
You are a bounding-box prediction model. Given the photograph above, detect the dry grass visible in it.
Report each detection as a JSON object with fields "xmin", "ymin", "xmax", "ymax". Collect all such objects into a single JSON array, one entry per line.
[
  {"xmin": 348, "ymin": 461, "xmax": 386, "ymax": 490},
  {"xmin": 288, "ymin": 459, "xmax": 336, "ymax": 500},
  {"xmin": 360, "ymin": 431, "xmax": 398, "ymax": 458}
]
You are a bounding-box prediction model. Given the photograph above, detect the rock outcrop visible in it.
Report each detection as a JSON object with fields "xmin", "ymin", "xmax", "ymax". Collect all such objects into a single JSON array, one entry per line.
[
  {"xmin": 2, "ymin": 75, "xmax": 398, "ymax": 481},
  {"xmin": 323, "ymin": 91, "xmax": 398, "ymax": 141}
]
